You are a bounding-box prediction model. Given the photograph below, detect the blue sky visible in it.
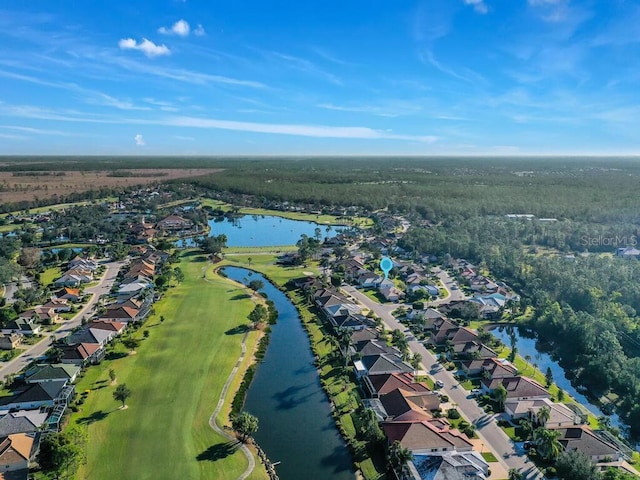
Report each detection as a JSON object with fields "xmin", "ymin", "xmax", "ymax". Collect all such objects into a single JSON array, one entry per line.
[{"xmin": 0, "ymin": 0, "xmax": 639, "ymax": 155}]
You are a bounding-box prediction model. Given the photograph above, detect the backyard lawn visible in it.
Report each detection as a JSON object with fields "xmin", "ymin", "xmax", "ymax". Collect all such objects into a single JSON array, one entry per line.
[{"xmin": 73, "ymin": 251, "xmax": 269, "ymax": 480}]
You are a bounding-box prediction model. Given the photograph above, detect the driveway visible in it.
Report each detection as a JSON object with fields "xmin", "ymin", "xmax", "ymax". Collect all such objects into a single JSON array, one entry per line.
[
  {"xmin": 342, "ymin": 285, "xmax": 544, "ymax": 480},
  {"xmin": 2, "ymin": 275, "xmax": 34, "ymax": 305},
  {"xmin": 429, "ymin": 267, "xmax": 467, "ymax": 306},
  {"xmin": 0, "ymin": 260, "xmax": 124, "ymax": 380}
]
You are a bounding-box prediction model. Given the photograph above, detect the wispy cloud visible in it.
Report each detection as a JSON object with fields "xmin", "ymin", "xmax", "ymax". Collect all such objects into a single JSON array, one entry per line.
[
  {"xmin": 0, "ymin": 125, "xmax": 73, "ymax": 136},
  {"xmin": 118, "ymin": 38, "xmax": 170, "ymax": 57},
  {"xmin": 419, "ymin": 50, "xmax": 484, "ymax": 84},
  {"xmin": 194, "ymin": 24, "xmax": 206, "ymax": 36},
  {"xmin": 158, "ymin": 19, "xmax": 190, "ymax": 36},
  {"xmin": 463, "ymin": 0, "xmax": 488, "ymax": 14},
  {"xmin": 260, "ymin": 50, "xmax": 343, "ymax": 85},
  {"xmin": 316, "ymin": 101, "xmax": 423, "ymax": 118},
  {"xmin": 85, "ymin": 92, "xmax": 151, "ymax": 111},
  {"xmin": 134, "ymin": 134, "xmax": 145, "ymax": 146},
  {"xmin": 163, "ymin": 115, "xmax": 437, "ymax": 142}
]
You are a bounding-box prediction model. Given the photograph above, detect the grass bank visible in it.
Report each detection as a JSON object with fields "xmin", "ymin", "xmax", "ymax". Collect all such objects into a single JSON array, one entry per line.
[{"xmin": 71, "ymin": 251, "xmax": 269, "ymax": 480}]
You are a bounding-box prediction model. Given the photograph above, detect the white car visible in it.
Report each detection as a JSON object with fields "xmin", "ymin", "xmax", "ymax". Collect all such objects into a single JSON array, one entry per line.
[{"xmin": 435, "ymin": 380, "xmax": 445, "ymax": 388}]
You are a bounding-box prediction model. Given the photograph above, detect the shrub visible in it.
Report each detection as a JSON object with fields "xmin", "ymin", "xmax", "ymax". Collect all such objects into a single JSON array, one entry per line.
[{"xmin": 447, "ymin": 408, "xmax": 461, "ymax": 420}]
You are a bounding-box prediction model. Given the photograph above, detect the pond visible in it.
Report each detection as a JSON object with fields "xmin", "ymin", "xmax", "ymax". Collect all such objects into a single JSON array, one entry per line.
[
  {"xmin": 490, "ymin": 326, "xmax": 625, "ymax": 431},
  {"xmin": 222, "ymin": 266, "xmax": 354, "ymax": 480},
  {"xmin": 177, "ymin": 215, "xmax": 344, "ymax": 247}
]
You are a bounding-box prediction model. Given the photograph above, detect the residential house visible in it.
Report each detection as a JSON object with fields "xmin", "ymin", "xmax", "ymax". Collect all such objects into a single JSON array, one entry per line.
[
  {"xmin": 97, "ymin": 306, "xmax": 140, "ymax": 324},
  {"xmin": 67, "ymin": 328, "xmax": 112, "ymax": 348},
  {"xmin": 87, "ymin": 320, "xmax": 126, "ymax": 337},
  {"xmin": 555, "ymin": 426, "xmax": 623, "ymax": 462},
  {"xmin": 349, "ymin": 327, "xmax": 379, "ymax": 346},
  {"xmin": 53, "ymin": 287, "xmax": 81, "ymax": 302},
  {"xmin": 53, "ymin": 268, "xmax": 93, "ymax": 287},
  {"xmin": 0, "ymin": 381, "xmax": 74, "ymax": 411},
  {"xmin": 67, "ymin": 256, "xmax": 98, "ymax": 271},
  {"xmin": 59, "ymin": 343, "xmax": 104, "ymax": 366},
  {"xmin": 365, "ymin": 372, "xmax": 432, "ymax": 398},
  {"xmin": 0, "ymin": 335, "xmax": 21, "ymax": 351},
  {"xmin": 481, "ymin": 376, "xmax": 551, "ymax": 401},
  {"xmin": 409, "ymin": 452, "xmax": 489, "ymax": 480},
  {"xmin": 357, "ymin": 271, "xmax": 382, "ymax": 288},
  {"xmin": 378, "ymin": 387, "xmax": 441, "ymax": 421},
  {"xmin": 452, "ymin": 341, "xmax": 497, "ymax": 360},
  {"xmin": 379, "ymin": 285, "xmax": 404, "ymax": 303},
  {"xmin": 28, "ymin": 307, "xmax": 60, "ymax": 325},
  {"xmin": 505, "ymin": 397, "xmax": 586, "ymax": 427},
  {"xmin": 0, "ymin": 411, "xmax": 48, "ymax": 437},
  {"xmin": 156, "ymin": 214, "xmax": 193, "ymax": 231},
  {"xmin": 1, "ymin": 318, "xmax": 41, "ymax": 336},
  {"xmin": 0, "ymin": 433, "xmax": 36, "ymax": 477},
  {"xmin": 468, "ymin": 293, "xmax": 507, "ymax": 319},
  {"xmin": 382, "ymin": 420, "xmax": 474, "ymax": 455},
  {"xmin": 353, "ymin": 339, "xmax": 401, "ymax": 358},
  {"xmin": 24, "ymin": 364, "xmax": 80, "ymax": 385},
  {"xmin": 40, "ymin": 298, "xmax": 71, "ymax": 313},
  {"xmin": 354, "ymin": 353, "xmax": 413, "ymax": 378}
]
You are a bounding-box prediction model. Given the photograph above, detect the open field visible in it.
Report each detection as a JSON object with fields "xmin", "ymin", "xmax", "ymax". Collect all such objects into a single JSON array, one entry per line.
[
  {"xmin": 0, "ymin": 169, "xmax": 220, "ymax": 205},
  {"xmin": 72, "ymin": 251, "xmax": 268, "ymax": 480}
]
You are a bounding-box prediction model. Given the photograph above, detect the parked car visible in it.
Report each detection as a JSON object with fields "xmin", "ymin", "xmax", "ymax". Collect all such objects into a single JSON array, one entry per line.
[
  {"xmin": 471, "ymin": 388, "xmax": 481, "ymax": 396},
  {"xmin": 435, "ymin": 380, "xmax": 445, "ymax": 388}
]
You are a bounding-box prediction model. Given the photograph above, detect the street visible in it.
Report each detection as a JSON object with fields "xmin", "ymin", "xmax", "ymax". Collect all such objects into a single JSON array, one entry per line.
[
  {"xmin": 342, "ymin": 285, "xmax": 544, "ymax": 480},
  {"xmin": 429, "ymin": 267, "xmax": 467, "ymax": 305},
  {"xmin": 0, "ymin": 260, "xmax": 124, "ymax": 381}
]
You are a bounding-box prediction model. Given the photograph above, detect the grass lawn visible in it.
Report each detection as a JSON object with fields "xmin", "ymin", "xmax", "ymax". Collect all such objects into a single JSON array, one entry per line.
[
  {"xmin": 73, "ymin": 251, "xmax": 269, "ymax": 480},
  {"xmin": 218, "ymin": 252, "xmax": 320, "ymax": 285},
  {"xmin": 481, "ymin": 451, "xmax": 498, "ymax": 463},
  {"xmin": 40, "ymin": 266, "xmax": 61, "ymax": 287}
]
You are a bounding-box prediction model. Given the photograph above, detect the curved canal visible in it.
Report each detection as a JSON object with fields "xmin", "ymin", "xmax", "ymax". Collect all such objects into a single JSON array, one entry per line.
[{"xmin": 222, "ymin": 266, "xmax": 355, "ymax": 480}]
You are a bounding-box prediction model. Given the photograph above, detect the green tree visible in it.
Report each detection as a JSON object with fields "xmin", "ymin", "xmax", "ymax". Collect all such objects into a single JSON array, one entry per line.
[
  {"xmin": 38, "ymin": 427, "xmax": 87, "ymax": 479},
  {"xmin": 109, "ymin": 368, "xmax": 116, "ymax": 383},
  {"xmin": 555, "ymin": 449, "xmax": 601, "ymax": 480},
  {"xmin": 533, "ymin": 427, "xmax": 563, "ymax": 462},
  {"xmin": 113, "ymin": 383, "xmax": 131, "ymax": 408},
  {"xmin": 173, "ymin": 267, "xmax": 184, "ymax": 283},
  {"xmin": 493, "ymin": 384, "xmax": 508, "ymax": 412},
  {"xmin": 358, "ymin": 407, "xmax": 383, "ymax": 443},
  {"xmin": 200, "ymin": 234, "xmax": 227, "ymax": 256},
  {"xmin": 508, "ymin": 468, "xmax": 524, "ymax": 480},
  {"xmin": 122, "ymin": 337, "xmax": 140, "ymax": 353},
  {"xmin": 387, "ymin": 440, "xmax": 412, "ymax": 477},
  {"xmin": 232, "ymin": 411, "xmax": 259, "ymax": 443},
  {"xmin": 537, "ymin": 405, "xmax": 551, "ymax": 427},
  {"xmin": 248, "ymin": 304, "xmax": 268, "ymax": 329},
  {"xmin": 545, "ymin": 367, "xmax": 554, "ymax": 388},
  {"xmin": 248, "ymin": 279, "xmax": 264, "ymax": 292}
]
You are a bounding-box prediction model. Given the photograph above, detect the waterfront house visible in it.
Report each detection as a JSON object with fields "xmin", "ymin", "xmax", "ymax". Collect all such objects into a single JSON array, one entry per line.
[
  {"xmin": 481, "ymin": 376, "xmax": 550, "ymax": 401},
  {"xmin": 554, "ymin": 426, "xmax": 623, "ymax": 462},
  {"xmin": 382, "ymin": 420, "xmax": 474, "ymax": 455},
  {"xmin": 408, "ymin": 452, "xmax": 489, "ymax": 480}
]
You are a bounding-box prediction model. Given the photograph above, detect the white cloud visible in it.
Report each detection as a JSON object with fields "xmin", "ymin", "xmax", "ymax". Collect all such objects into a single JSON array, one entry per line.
[
  {"xmin": 158, "ymin": 19, "xmax": 190, "ymax": 36},
  {"xmin": 134, "ymin": 134, "xmax": 145, "ymax": 146},
  {"xmin": 464, "ymin": 0, "xmax": 488, "ymax": 14},
  {"xmin": 118, "ymin": 38, "xmax": 170, "ymax": 58},
  {"xmin": 164, "ymin": 115, "xmax": 438, "ymax": 142},
  {"xmin": 194, "ymin": 24, "xmax": 206, "ymax": 36}
]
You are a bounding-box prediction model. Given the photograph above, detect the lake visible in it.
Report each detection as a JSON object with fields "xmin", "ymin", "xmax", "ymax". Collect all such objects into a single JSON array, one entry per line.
[
  {"xmin": 177, "ymin": 215, "xmax": 344, "ymax": 247},
  {"xmin": 490, "ymin": 326, "xmax": 625, "ymax": 431},
  {"xmin": 222, "ymin": 267, "xmax": 355, "ymax": 480}
]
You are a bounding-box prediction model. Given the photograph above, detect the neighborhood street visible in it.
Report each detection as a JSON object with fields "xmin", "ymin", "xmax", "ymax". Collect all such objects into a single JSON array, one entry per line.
[
  {"xmin": 429, "ymin": 267, "xmax": 467, "ymax": 305},
  {"xmin": 0, "ymin": 260, "xmax": 124, "ymax": 380},
  {"xmin": 342, "ymin": 285, "xmax": 544, "ymax": 480},
  {"xmin": 2, "ymin": 275, "xmax": 33, "ymax": 305}
]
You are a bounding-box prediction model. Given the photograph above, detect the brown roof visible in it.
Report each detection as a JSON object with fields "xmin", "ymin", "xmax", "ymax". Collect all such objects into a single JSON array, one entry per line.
[
  {"xmin": 380, "ymin": 389, "xmax": 433, "ymax": 422},
  {"xmin": 382, "ymin": 420, "xmax": 473, "ymax": 451},
  {"xmin": 88, "ymin": 320, "xmax": 125, "ymax": 332},
  {"xmin": 0, "ymin": 433, "xmax": 34, "ymax": 464},
  {"xmin": 482, "ymin": 376, "xmax": 550, "ymax": 399},
  {"xmin": 368, "ymin": 373, "xmax": 431, "ymax": 396},
  {"xmin": 100, "ymin": 306, "xmax": 139, "ymax": 320},
  {"xmin": 555, "ymin": 426, "xmax": 620, "ymax": 458}
]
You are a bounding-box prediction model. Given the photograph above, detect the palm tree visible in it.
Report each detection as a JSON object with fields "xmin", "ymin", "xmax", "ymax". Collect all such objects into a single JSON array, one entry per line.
[
  {"xmin": 524, "ymin": 354, "xmax": 532, "ymax": 374},
  {"xmin": 519, "ymin": 418, "xmax": 534, "ymax": 441},
  {"xmin": 335, "ymin": 327, "xmax": 352, "ymax": 366},
  {"xmin": 358, "ymin": 408, "xmax": 383, "ymax": 442},
  {"xmin": 387, "ymin": 440, "xmax": 412, "ymax": 479},
  {"xmin": 508, "ymin": 468, "xmax": 524, "ymax": 480},
  {"xmin": 493, "ymin": 384, "xmax": 508, "ymax": 412},
  {"xmin": 536, "ymin": 405, "xmax": 551, "ymax": 428},
  {"xmin": 533, "ymin": 427, "xmax": 563, "ymax": 462}
]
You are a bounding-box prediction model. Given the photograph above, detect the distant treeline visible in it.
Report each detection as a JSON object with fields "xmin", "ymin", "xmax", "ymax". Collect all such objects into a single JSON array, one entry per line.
[{"xmin": 11, "ymin": 171, "xmax": 66, "ymax": 177}]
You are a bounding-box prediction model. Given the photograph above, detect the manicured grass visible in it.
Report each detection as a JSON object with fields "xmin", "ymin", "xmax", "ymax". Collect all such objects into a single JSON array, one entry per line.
[
  {"xmin": 481, "ymin": 451, "xmax": 498, "ymax": 463},
  {"xmin": 40, "ymin": 266, "xmax": 61, "ymax": 287},
  {"xmin": 225, "ymin": 245, "xmax": 298, "ymax": 254},
  {"xmin": 218, "ymin": 252, "xmax": 320, "ymax": 285},
  {"xmin": 74, "ymin": 252, "xmax": 269, "ymax": 480}
]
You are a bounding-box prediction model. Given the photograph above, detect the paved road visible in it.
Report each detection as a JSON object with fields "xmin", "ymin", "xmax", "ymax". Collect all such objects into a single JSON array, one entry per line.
[
  {"xmin": 342, "ymin": 285, "xmax": 544, "ymax": 480},
  {"xmin": 0, "ymin": 261, "xmax": 124, "ymax": 380},
  {"xmin": 3, "ymin": 275, "xmax": 34, "ymax": 305},
  {"xmin": 429, "ymin": 267, "xmax": 467, "ymax": 305}
]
